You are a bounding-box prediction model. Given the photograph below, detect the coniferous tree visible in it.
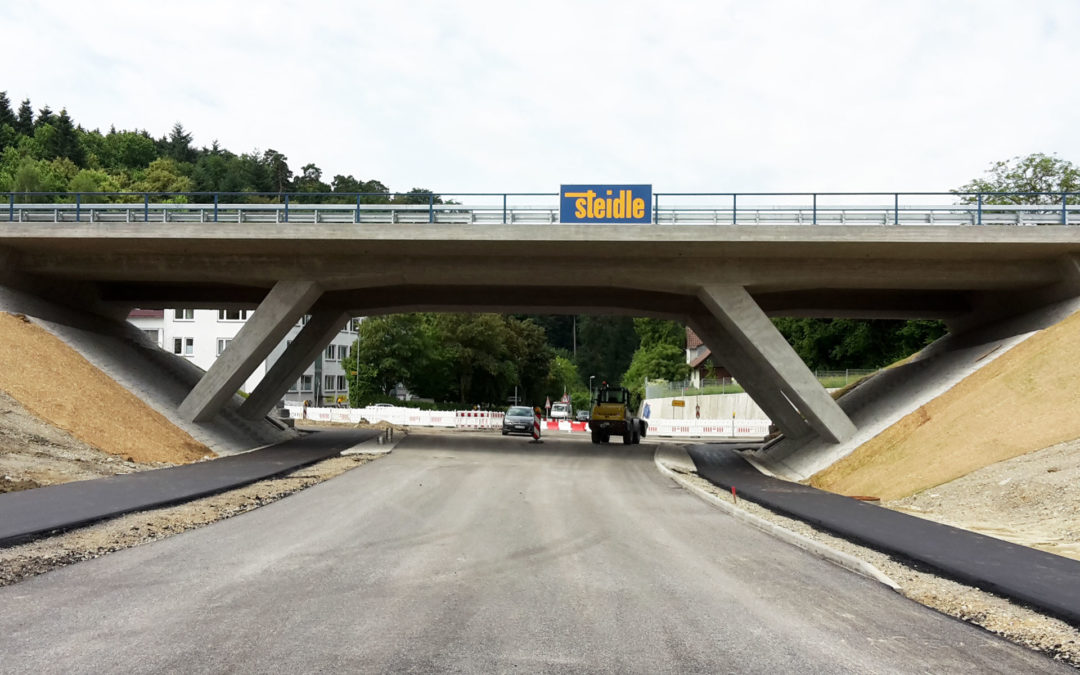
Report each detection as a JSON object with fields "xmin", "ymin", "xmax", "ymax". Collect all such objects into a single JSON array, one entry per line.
[
  {"xmin": 0, "ymin": 92, "xmax": 15, "ymax": 128},
  {"xmin": 15, "ymin": 99, "xmax": 34, "ymax": 134},
  {"xmin": 165, "ymin": 122, "xmax": 196, "ymax": 164},
  {"xmin": 35, "ymin": 105, "xmax": 54, "ymax": 129},
  {"xmin": 52, "ymin": 109, "xmax": 85, "ymax": 165}
]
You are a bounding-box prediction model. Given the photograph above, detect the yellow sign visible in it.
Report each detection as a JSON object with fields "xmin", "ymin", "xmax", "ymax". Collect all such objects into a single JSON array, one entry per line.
[{"xmin": 671, "ymin": 399, "xmax": 685, "ymax": 407}]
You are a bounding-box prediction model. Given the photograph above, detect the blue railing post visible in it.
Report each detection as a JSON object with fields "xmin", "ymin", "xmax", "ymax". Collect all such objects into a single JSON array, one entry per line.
[
  {"xmin": 812, "ymin": 193, "xmax": 817, "ymax": 224},
  {"xmin": 502, "ymin": 194, "xmax": 507, "ymax": 224},
  {"xmin": 1064, "ymin": 192, "xmax": 1069, "ymax": 225},
  {"xmin": 653, "ymin": 193, "xmax": 659, "ymax": 224},
  {"xmin": 894, "ymin": 193, "xmax": 899, "ymax": 225},
  {"xmin": 732, "ymin": 194, "xmax": 737, "ymax": 224},
  {"xmin": 75, "ymin": 193, "xmax": 81, "ymax": 222},
  {"xmin": 213, "ymin": 193, "xmax": 219, "ymax": 223},
  {"xmin": 8, "ymin": 194, "xmax": 13, "ymax": 222},
  {"xmin": 144, "ymin": 193, "xmax": 149, "ymax": 222},
  {"xmin": 355, "ymin": 193, "xmax": 361, "ymax": 223},
  {"xmin": 428, "ymin": 193, "xmax": 434, "ymax": 223},
  {"xmin": 977, "ymin": 193, "xmax": 982, "ymax": 225}
]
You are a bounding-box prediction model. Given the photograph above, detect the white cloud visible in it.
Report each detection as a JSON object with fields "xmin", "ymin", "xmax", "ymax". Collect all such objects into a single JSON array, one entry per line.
[{"xmin": 3, "ymin": 0, "xmax": 1079, "ymax": 194}]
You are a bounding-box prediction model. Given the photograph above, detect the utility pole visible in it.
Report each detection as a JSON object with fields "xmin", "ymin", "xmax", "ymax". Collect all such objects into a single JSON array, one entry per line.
[{"xmin": 572, "ymin": 315, "xmax": 577, "ymax": 358}]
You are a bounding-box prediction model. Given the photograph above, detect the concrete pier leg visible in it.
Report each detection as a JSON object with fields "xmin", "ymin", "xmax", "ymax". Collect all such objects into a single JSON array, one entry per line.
[
  {"xmin": 238, "ymin": 310, "xmax": 350, "ymax": 420},
  {"xmin": 686, "ymin": 313, "xmax": 813, "ymax": 441},
  {"xmin": 696, "ymin": 285, "xmax": 857, "ymax": 444},
  {"xmin": 178, "ymin": 281, "xmax": 323, "ymax": 423}
]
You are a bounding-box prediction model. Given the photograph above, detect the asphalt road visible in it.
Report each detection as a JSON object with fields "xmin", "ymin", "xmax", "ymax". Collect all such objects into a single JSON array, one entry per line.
[{"xmin": 0, "ymin": 432, "xmax": 1067, "ymax": 673}]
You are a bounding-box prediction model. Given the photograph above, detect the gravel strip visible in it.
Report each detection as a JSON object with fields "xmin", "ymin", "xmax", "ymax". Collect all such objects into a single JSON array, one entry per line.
[
  {"xmin": 0, "ymin": 453, "xmax": 381, "ymax": 587},
  {"xmin": 668, "ymin": 465, "xmax": 1080, "ymax": 669}
]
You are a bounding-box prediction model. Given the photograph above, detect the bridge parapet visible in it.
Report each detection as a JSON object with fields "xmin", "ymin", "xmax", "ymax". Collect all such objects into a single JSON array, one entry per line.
[{"xmin": 4, "ymin": 191, "xmax": 1079, "ymax": 226}]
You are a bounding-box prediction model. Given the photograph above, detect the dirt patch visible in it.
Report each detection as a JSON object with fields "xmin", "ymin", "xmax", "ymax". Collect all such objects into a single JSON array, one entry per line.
[
  {"xmin": 886, "ymin": 438, "xmax": 1080, "ymax": 561},
  {"xmin": 0, "ymin": 389, "xmax": 178, "ymax": 493},
  {"xmin": 670, "ymin": 466, "xmax": 1080, "ymax": 668},
  {"xmin": 810, "ymin": 310, "xmax": 1080, "ymax": 500},
  {"xmin": 0, "ymin": 453, "xmax": 381, "ymax": 587},
  {"xmin": 0, "ymin": 312, "xmax": 212, "ymax": 467}
]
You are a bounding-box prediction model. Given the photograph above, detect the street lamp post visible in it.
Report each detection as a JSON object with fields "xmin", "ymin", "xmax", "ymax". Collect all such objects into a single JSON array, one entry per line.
[{"xmin": 589, "ymin": 375, "xmax": 595, "ymax": 402}]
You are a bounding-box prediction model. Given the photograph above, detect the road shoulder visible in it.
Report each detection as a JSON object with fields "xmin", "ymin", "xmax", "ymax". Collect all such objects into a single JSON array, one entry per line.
[{"xmin": 654, "ymin": 443, "xmax": 1080, "ymax": 668}]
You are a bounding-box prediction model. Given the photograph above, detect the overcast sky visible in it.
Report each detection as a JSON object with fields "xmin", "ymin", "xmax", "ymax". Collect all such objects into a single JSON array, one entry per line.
[{"xmin": 3, "ymin": 1, "xmax": 1078, "ymax": 195}]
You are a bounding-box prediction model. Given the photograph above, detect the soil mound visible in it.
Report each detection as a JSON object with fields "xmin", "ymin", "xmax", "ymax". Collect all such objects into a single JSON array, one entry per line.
[
  {"xmin": 810, "ymin": 310, "xmax": 1080, "ymax": 501},
  {"xmin": 0, "ymin": 312, "xmax": 213, "ymax": 482}
]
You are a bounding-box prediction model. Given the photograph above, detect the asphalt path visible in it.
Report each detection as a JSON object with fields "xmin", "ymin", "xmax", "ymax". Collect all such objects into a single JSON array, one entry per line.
[{"xmin": 0, "ymin": 431, "xmax": 1066, "ymax": 673}]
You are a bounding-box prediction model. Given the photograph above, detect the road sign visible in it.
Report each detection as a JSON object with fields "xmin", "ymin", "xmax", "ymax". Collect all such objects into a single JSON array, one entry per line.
[
  {"xmin": 560, "ymin": 184, "xmax": 652, "ymax": 223},
  {"xmin": 671, "ymin": 399, "xmax": 685, "ymax": 407}
]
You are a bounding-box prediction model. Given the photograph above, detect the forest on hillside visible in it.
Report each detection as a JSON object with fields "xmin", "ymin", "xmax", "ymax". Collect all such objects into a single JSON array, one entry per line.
[{"xmin": 5, "ymin": 93, "xmax": 1071, "ymax": 409}]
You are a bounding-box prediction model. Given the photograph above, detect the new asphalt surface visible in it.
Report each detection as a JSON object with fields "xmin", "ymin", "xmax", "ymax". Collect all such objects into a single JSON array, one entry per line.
[
  {"xmin": 0, "ymin": 433, "xmax": 1067, "ymax": 673},
  {"xmin": 688, "ymin": 443, "xmax": 1080, "ymax": 627},
  {"xmin": 0, "ymin": 428, "xmax": 378, "ymax": 546}
]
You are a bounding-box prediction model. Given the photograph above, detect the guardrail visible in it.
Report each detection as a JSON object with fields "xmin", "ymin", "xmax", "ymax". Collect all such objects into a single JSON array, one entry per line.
[{"xmin": 2, "ymin": 191, "xmax": 1079, "ymax": 226}]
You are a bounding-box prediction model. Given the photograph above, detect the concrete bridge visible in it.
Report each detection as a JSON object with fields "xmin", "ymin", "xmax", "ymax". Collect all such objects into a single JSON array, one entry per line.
[{"xmin": 3, "ymin": 191, "xmax": 1080, "ymax": 454}]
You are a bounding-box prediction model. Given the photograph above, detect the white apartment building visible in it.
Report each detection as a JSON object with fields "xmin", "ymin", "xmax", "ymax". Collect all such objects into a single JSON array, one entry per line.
[{"xmin": 128, "ymin": 309, "xmax": 362, "ymax": 406}]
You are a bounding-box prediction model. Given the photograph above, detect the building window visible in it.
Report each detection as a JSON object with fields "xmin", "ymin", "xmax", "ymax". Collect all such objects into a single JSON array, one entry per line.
[
  {"xmin": 324, "ymin": 375, "xmax": 336, "ymax": 391},
  {"xmin": 174, "ymin": 309, "xmax": 194, "ymax": 321},
  {"xmin": 337, "ymin": 345, "xmax": 348, "ymax": 360},
  {"xmin": 216, "ymin": 338, "xmax": 231, "ymax": 356},
  {"xmin": 325, "ymin": 345, "xmax": 337, "ymax": 360},
  {"xmin": 143, "ymin": 329, "xmax": 160, "ymax": 346},
  {"xmin": 351, "ymin": 318, "xmax": 362, "ymax": 332},
  {"xmin": 218, "ymin": 309, "xmax": 249, "ymax": 321},
  {"xmin": 173, "ymin": 337, "xmax": 194, "ymax": 356},
  {"xmin": 337, "ymin": 375, "xmax": 347, "ymax": 390},
  {"xmin": 299, "ymin": 375, "xmax": 313, "ymax": 391}
]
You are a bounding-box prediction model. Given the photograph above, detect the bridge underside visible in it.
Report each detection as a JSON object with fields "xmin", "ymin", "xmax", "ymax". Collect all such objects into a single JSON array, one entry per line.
[
  {"xmin": 5, "ymin": 222, "xmax": 1080, "ymax": 449},
  {"xmin": 85, "ymin": 274, "xmax": 1075, "ymax": 447}
]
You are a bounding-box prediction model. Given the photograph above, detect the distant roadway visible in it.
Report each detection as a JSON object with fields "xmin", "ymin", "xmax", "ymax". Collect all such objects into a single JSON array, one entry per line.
[{"xmin": 0, "ymin": 432, "xmax": 1066, "ymax": 673}]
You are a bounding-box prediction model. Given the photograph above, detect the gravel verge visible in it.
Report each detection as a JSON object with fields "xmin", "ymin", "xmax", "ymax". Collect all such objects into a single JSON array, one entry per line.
[
  {"xmin": 0, "ymin": 453, "xmax": 382, "ymax": 587},
  {"xmin": 661, "ymin": 460, "xmax": 1080, "ymax": 669}
]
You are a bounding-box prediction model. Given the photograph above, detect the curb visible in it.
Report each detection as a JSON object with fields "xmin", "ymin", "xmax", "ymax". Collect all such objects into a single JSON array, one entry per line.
[
  {"xmin": 654, "ymin": 444, "xmax": 900, "ymax": 592},
  {"xmin": 341, "ymin": 428, "xmax": 405, "ymax": 456}
]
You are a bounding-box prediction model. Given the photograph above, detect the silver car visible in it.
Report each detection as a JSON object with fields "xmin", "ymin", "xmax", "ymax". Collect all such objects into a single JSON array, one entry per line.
[{"xmin": 502, "ymin": 406, "xmax": 535, "ymax": 436}]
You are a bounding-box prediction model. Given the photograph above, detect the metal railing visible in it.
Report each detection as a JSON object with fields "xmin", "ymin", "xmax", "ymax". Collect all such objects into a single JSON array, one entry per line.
[
  {"xmin": 2, "ymin": 191, "xmax": 1078, "ymax": 226},
  {"xmin": 645, "ymin": 370, "xmax": 878, "ymax": 398}
]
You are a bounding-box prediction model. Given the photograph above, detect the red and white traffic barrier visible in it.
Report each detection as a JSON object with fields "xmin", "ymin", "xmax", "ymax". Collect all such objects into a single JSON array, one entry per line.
[
  {"xmin": 285, "ymin": 405, "xmax": 766, "ymax": 439},
  {"xmin": 532, "ymin": 413, "xmax": 541, "ymax": 440}
]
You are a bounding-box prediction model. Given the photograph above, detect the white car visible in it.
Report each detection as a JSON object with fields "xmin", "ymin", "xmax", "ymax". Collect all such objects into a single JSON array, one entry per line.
[{"xmin": 550, "ymin": 402, "xmax": 573, "ymax": 420}]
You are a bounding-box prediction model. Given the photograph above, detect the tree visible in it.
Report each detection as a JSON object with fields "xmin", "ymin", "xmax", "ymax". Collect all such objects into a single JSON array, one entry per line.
[
  {"xmin": 393, "ymin": 187, "xmax": 442, "ymax": 205},
  {"xmin": 15, "ymin": 99, "xmax": 34, "ymax": 135},
  {"xmin": 633, "ymin": 317, "xmax": 684, "ymax": 349},
  {"xmin": 507, "ymin": 317, "xmax": 555, "ymax": 405},
  {"xmin": 294, "ymin": 163, "xmax": 330, "ymax": 194},
  {"xmin": 49, "ymin": 109, "xmax": 85, "ymax": 165},
  {"xmin": 574, "ymin": 315, "xmax": 638, "ymax": 385},
  {"xmin": 134, "ymin": 158, "xmax": 193, "ymax": 194},
  {"xmin": 343, "ymin": 314, "xmax": 431, "ymax": 403},
  {"xmin": 620, "ymin": 318, "xmax": 690, "ymax": 400},
  {"xmin": 34, "ymin": 105, "xmax": 54, "ymax": 129},
  {"xmin": 9, "ymin": 158, "xmax": 68, "ymax": 198},
  {"xmin": 621, "ymin": 343, "xmax": 690, "ymax": 400},
  {"xmin": 543, "ymin": 354, "xmax": 583, "ymax": 404},
  {"xmin": 261, "ymin": 149, "xmax": 292, "ymax": 194},
  {"xmin": 0, "ymin": 92, "xmax": 15, "ymax": 129},
  {"xmin": 771, "ymin": 318, "xmax": 946, "ymax": 371},
  {"xmin": 164, "ymin": 122, "xmax": 196, "ymax": 164},
  {"xmin": 102, "ymin": 130, "xmax": 158, "ymax": 170},
  {"xmin": 436, "ymin": 313, "xmax": 518, "ymax": 404},
  {"xmin": 957, "ymin": 153, "xmax": 1080, "ymax": 205},
  {"xmin": 68, "ymin": 168, "xmax": 120, "ymax": 194}
]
